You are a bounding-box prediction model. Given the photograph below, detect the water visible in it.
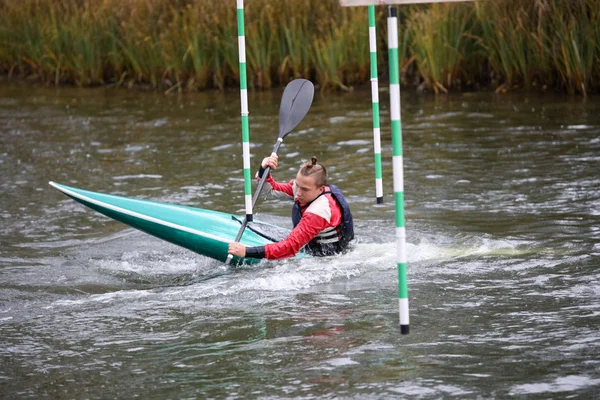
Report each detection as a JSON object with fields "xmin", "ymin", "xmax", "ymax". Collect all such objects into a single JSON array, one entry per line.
[{"xmin": 1, "ymin": 83, "xmax": 600, "ymax": 399}]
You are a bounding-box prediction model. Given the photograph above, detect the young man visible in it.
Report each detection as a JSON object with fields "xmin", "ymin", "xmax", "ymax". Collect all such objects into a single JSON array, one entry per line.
[{"xmin": 228, "ymin": 155, "xmax": 354, "ymax": 260}]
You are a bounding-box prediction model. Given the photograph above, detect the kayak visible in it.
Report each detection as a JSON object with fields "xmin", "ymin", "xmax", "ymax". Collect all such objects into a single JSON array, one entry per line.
[{"xmin": 49, "ymin": 182, "xmax": 299, "ymax": 264}]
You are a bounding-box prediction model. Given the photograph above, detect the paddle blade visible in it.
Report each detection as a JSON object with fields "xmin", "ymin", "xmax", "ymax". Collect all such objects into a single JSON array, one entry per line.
[{"xmin": 278, "ymin": 79, "xmax": 315, "ymax": 138}]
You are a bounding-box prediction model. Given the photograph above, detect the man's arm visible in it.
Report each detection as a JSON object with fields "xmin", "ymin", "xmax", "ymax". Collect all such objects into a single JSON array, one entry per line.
[{"xmin": 263, "ymin": 213, "xmax": 329, "ymax": 259}]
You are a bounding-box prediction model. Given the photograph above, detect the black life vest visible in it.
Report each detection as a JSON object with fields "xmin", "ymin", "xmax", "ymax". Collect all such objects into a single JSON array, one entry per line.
[{"xmin": 291, "ymin": 184, "xmax": 354, "ymax": 256}]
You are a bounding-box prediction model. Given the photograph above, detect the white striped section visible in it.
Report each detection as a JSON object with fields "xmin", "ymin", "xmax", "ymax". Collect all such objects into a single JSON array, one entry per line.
[
  {"xmin": 236, "ymin": 0, "xmax": 243, "ymax": 9},
  {"xmin": 320, "ymin": 227, "xmax": 337, "ymax": 233},
  {"xmin": 390, "ymin": 84, "xmax": 400, "ymax": 121},
  {"xmin": 369, "ymin": 27, "xmax": 377, "ymax": 52},
  {"xmin": 370, "ymin": 80, "xmax": 379, "ymax": 102},
  {"xmin": 399, "ymin": 298, "xmax": 409, "ymax": 325},
  {"xmin": 376, "ymin": 178, "xmax": 383, "ymax": 198},
  {"xmin": 242, "ymin": 142, "xmax": 251, "ymax": 169},
  {"xmin": 245, "ymin": 194, "xmax": 252, "ymax": 213},
  {"xmin": 393, "ymin": 155, "xmax": 404, "ymax": 193},
  {"xmin": 396, "ymin": 227, "xmax": 406, "ymax": 263},
  {"xmin": 237, "ymin": 36, "xmax": 246, "ymax": 63},
  {"xmin": 49, "ymin": 182, "xmax": 232, "ymax": 244},
  {"xmin": 396, "ymin": 226, "xmax": 405, "ymax": 239},
  {"xmin": 387, "ymin": 17, "xmax": 398, "ymax": 49},
  {"xmin": 373, "ymin": 128, "xmax": 381, "ymax": 153},
  {"xmin": 240, "ymin": 89, "xmax": 248, "ymax": 115},
  {"xmin": 319, "ymin": 237, "xmax": 341, "ymax": 244}
]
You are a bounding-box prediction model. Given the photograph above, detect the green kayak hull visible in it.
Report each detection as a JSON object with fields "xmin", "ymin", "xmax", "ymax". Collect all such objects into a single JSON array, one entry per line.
[{"xmin": 49, "ymin": 182, "xmax": 292, "ymax": 264}]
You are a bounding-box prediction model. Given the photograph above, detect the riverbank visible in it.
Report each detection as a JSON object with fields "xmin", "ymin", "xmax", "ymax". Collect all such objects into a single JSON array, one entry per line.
[{"xmin": 1, "ymin": 0, "xmax": 599, "ymax": 95}]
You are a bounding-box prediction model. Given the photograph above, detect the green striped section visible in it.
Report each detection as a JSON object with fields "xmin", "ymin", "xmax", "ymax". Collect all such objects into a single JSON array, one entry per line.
[
  {"xmin": 374, "ymin": 152, "xmax": 382, "ymax": 180},
  {"xmin": 398, "ymin": 263, "xmax": 408, "ymax": 298},
  {"xmin": 391, "ymin": 120, "xmax": 402, "ymax": 155},
  {"xmin": 372, "ymin": 101, "xmax": 380, "ymax": 128},
  {"xmin": 370, "ymin": 53, "xmax": 378, "ymax": 78},
  {"xmin": 239, "ymin": 62, "xmax": 247, "ymax": 90},
  {"xmin": 389, "ymin": 48, "xmax": 399, "ymax": 84},
  {"xmin": 241, "ymin": 114, "xmax": 250, "ymax": 143},
  {"xmin": 237, "ymin": 8, "xmax": 245, "ymax": 36},
  {"xmin": 243, "ymin": 170, "xmax": 252, "ymax": 196},
  {"xmin": 368, "ymin": 6, "xmax": 375, "ymax": 28}
]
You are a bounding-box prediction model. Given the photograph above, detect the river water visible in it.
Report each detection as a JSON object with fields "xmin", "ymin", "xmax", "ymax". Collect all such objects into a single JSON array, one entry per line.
[{"xmin": 1, "ymin": 83, "xmax": 599, "ymax": 399}]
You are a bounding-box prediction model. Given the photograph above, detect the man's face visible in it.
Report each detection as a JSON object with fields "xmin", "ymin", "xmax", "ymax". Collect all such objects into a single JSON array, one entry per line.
[{"xmin": 294, "ymin": 172, "xmax": 324, "ymax": 204}]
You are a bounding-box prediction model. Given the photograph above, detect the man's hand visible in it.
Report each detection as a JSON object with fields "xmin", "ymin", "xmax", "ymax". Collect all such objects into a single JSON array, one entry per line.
[
  {"xmin": 261, "ymin": 155, "xmax": 278, "ymax": 170},
  {"xmin": 228, "ymin": 242, "xmax": 247, "ymax": 257}
]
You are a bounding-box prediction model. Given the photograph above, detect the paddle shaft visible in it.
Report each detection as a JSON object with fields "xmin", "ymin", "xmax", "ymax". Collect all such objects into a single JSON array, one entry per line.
[
  {"xmin": 226, "ymin": 139, "xmax": 284, "ymax": 264},
  {"xmin": 252, "ymin": 141, "xmax": 283, "ymax": 205}
]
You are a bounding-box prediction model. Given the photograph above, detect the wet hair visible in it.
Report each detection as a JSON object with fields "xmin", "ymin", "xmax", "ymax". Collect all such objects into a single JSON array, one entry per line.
[{"xmin": 299, "ymin": 156, "xmax": 327, "ymax": 187}]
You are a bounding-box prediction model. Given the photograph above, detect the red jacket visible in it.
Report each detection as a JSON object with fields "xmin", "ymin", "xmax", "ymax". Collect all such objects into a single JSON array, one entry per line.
[{"xmin": 262, "ymin": 175, "xmax": 342, "ymax": 259}]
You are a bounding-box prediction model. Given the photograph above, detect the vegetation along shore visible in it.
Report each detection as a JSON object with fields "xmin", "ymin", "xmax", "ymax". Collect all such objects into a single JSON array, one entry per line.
[{"xmin": 1, "ymin": 0, "xmax": 599, "ymax": 95}]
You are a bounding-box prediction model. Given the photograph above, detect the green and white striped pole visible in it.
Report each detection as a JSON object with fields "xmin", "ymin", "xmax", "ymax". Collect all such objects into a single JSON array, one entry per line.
[
  {"xmin": 237, "ymin": 0, "xmax": 253, "ymax": 221},
  {"xmin": 388, "ymin": 6, "xmax": 409, "ymax": 335},
  {"xmin": 368, "ymin": 6, "xmax": 384, "ymax": 204}
]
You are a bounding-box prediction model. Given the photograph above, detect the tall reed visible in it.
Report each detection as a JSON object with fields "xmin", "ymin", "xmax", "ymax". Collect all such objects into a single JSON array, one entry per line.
[
  {"xmin": 544, "ymin": 0, "xmax": 600, "ymax": 95},
  {"xmin": 1, "ymin": 0, "xmax": 600, "ymax": 94},
  {"xmin": 474, "ymin": 0, "xmax": 600, "ymax": 95},
  {"xmin": 409, "ymin": 3, "xmax": 476, "ymax": 93},
  {"xmin": 475, "ymin": 1, "xmax": 537, "ymax": 91}
]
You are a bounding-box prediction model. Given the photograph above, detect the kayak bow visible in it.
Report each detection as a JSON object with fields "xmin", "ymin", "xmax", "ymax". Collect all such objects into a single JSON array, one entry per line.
[{"xmin": 49, "ymin": 182, "xmax": 294, "ymax": 264}]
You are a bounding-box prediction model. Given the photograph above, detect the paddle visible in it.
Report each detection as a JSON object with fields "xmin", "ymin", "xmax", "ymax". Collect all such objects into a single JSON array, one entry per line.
[{"xmin": 226, "ymin": 79, "xmax": 315, "ymax": 265}]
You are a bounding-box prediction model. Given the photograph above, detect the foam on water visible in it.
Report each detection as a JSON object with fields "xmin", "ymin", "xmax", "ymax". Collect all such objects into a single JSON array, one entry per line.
[
  {"xmin": 40, "ymin": 227, "xmax": 553, "ymax": 317},
  {"xmin": 113, "ymin": 174, "xmax": 162, "ymax": 180},
  {"xmin": 510, "ymin": 375, "xmax": 600, "ymax": 396}
]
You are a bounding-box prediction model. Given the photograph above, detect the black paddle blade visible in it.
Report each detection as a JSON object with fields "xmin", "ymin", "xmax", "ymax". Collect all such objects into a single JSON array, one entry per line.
[{"xmin": 278, "ymin": 79, "xmax": 314, "ymax": 138}]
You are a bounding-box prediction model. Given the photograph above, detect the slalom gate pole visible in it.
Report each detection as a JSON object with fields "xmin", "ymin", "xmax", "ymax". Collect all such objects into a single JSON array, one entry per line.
[
  {"xmin": 387, "ymin": 6, "xmax": 409, "ymax": 335},
  {"xmin": 237, "ymin": 0, "xmax": 253, "ymax": 221},
  {"xmin": 368, "ymin": 6, "xmax": 384, "ymax": 204}
]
